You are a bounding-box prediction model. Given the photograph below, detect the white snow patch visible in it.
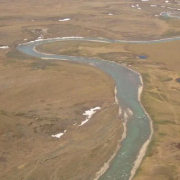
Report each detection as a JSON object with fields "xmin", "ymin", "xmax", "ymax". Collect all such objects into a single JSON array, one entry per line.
[
  {"xmin": 59, "ymin": 18, "xmax": 70, "ymax": 22},
  {"xmin": 131, "ymin": 4, "xmax": 141, "ymax": 10},
  {"xmin": 151, "ymin": 5, "xmax": 157, "ymax": 7},
  {"xmin": 131, "ymin": 4, "xmax": 142, "ymax": 10},
  {"xmin": 0, "ymin": 46, "xmax": 9, "ymax": 49},
  {"xmin": 108, "ymin": 13, "xmax": 113, "ymax": 15},
  {"xmin": 79, "ymin": 107, "xmax": 101, "ymax": 126},
  {"xmin": 141, "ymin": 0, "xmax": 149, "ymax": 1},
  {"xmin": 165, "ymin": 0, "xmax": 169, "ymax": 3},
  {"xmin": 51, "ymin": 130, "xmax": 67, "ymax": 138}
]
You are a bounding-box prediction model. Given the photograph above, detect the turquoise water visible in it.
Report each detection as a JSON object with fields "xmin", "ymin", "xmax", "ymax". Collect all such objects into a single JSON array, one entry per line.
[{"xmin": 16, "ymin": 36, "xmax": 169, "ymax": 180}]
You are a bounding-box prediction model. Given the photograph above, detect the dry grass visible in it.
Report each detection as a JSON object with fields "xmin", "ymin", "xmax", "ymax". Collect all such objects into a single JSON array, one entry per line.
[
  {"xmin": 128, "ymin": 40, "xmax": 180, "ymax": 72},
  {"xmin": 0, "ymin": 0, "xmax": 175, "ymax": 46},
  {"xmin": 0, "ymin": 54, "xmax": 123, "ymax": 180},
  {"xmin": 36, "ymin": 40, "xmax": 133, "ymax": 62}
]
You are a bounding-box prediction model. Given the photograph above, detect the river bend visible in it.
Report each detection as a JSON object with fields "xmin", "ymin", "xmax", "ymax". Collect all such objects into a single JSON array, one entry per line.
[{"xmin": 17, "ymin": 36, "xmax": 178, "ymax": 180}]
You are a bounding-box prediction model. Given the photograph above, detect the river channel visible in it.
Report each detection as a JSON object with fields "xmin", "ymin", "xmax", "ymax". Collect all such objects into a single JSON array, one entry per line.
[{"xmin": 17, "ymin": 36, "xmax": 180, "ymax": 180}]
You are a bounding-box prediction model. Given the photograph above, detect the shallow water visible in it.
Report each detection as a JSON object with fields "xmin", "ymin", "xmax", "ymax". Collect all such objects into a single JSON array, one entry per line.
[
  {"xmin": 138, "ymin": 55, "xmax": 147, "ymax": 59},
  {"xmin": 17, "ymin": 38, "xmax": 153, "ymax": 180}
]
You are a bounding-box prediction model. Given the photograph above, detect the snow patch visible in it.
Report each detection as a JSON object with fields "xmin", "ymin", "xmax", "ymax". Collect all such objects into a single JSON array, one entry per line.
[
  {"xmin": 151, "ymin": 5, "xmax": 157, "ymax": 7},
  {"xmin": 59, "ymin": 18, "xmax": 70, "ymax": 22},
  {"xmin": 79, "ymin": 107, "xmax": 101, "ymax": 126},
  {"xmin": 0, "ymin": 46, "xmax": 9, "ymax": 49},
  {"xmin": 51, "ymin": 130, "xmax": 67, "ymax": 138},
  {"xmin": 108, "ymin": 13, "xmax": 113, "ymax": 15},
  {"xmin": 131, "ymin": 4, "xmax": 141, "ymax": 10}
]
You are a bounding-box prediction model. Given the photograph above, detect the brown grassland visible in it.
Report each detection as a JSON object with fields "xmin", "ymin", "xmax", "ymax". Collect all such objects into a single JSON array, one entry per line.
[
  {"xmin": 0, "ymin": 53, "xmax": 123, "ymax": 180},
  {"xmin": 0, "ymin": 0, "xmax": 180, "ymax": 180}
]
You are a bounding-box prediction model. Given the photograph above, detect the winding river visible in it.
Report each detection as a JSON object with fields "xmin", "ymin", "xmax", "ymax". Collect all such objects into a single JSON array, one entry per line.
[{"xmin": 17, "ymin": 35, "xmax": 180, "ymax": 180}]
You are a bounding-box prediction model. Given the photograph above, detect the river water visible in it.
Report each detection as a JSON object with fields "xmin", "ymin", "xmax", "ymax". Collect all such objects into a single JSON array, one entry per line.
[{"xmin": 16, "ymin": 36, "xmax": 180, "ymax": 180}]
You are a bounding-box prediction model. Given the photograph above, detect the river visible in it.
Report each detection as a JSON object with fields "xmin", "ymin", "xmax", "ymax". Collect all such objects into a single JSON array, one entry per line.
[{"xmin": 17, "ymin": 35, "xmax": 180, "ymax": 180}]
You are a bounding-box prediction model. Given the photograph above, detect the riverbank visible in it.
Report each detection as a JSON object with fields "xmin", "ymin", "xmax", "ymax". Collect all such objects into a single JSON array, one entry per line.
[{"xmin": 129, "ymin": 75, "xmax": 153, "ymax": 180}]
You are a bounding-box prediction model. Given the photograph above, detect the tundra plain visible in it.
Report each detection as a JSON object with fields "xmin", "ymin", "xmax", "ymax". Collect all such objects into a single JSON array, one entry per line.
[{"xmin": 0, "ymin": 0, "xmax": 180, "ymax": 180}]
